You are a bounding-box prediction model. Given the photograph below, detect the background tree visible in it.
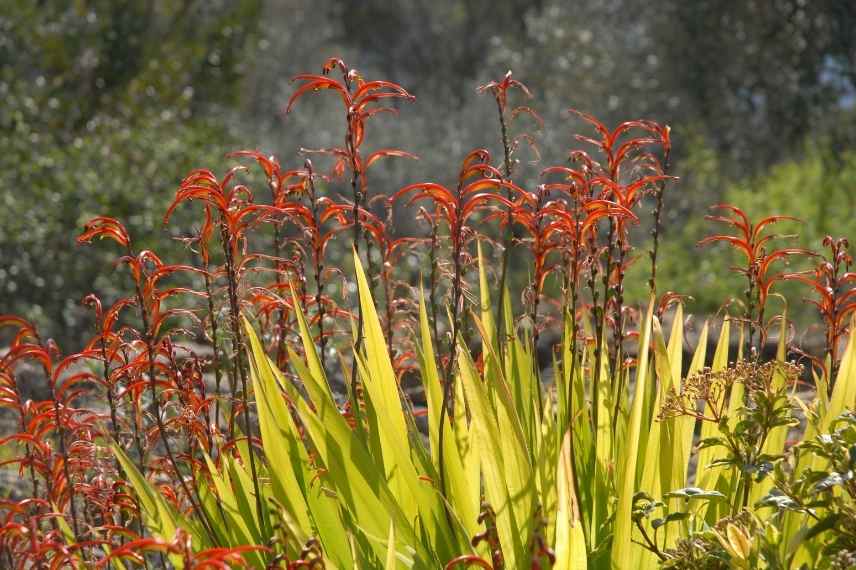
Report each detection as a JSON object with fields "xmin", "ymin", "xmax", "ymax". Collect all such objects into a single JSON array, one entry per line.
[{"xmin": 1, "ymin": 0, "xmax": 854, "ymax": 344}]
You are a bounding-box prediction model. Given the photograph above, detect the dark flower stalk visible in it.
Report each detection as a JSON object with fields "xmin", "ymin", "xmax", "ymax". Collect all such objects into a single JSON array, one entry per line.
[
  {"xmin": 565, "ymin": 182, "xmax": 585, "ymax": 413},
  {"xmin": 272, "ymin": 218, "xmax": 289, "ymax": 370},
  {"xmin": 202, "ymin": 269, "xmax": 225, "ymax": 435},
  {"xmin": 119, "ymin": 344, "xmax": 147, "ymax": 473},
  {"xmin": 477, "ymin": 72, "xmax": 533, "ymax": 359},
  {"xmin": 83, "ymin": 296, "xmax": 123, "ymax": 458},
  {"xmin": 612, "ymin": 238, "xmax": 629, "ymax": 370},
  {"xmin": 78, "ymin": 218, "xmax": 219, "ymax": 544},
  {"xmin": 599, "ymin": 211, "xmax": 618, "ymax": 387},
  {"xmin": 381, "ymin": 206, "xmax": 396, "ymax": 357},
  {"xmin": 586, "ymin": 229, "xmax": 605, "ymax": 432},
  {"xmin": 195, "ymin": 207, "xmax": 226, "ymax": 437},
  {"xmin": 648, "ymin": 127, "xmax": 672, "ymax": 294},
  {"xmin": 493, "ymin": 93, "xmax": 514, "ymax": 358},
  {"xmin": 343, "ymin": 80, "xmax": 369, "ymax": 430},
  {"xmin": 391, "ymin": 149, "xmax": 510, "ymax": 502},
  {"xmin": 286, "ymin": 59, "xmax": 414, "ymax": 425},
  {"xmin": 42, "ymin": 347, "xmax": 84, "ymax": 553},
  {"xmin": 530, "ymin": 185, "xmax": 548, "ymax": 353},
  {"xmin": 0, "ymin": 321, "xmax": 50, "ymax": 512},
  {"xmin": 426, "ymin": 207, "xmax": 442, "ymax": 358},
  {"xmin": 305, "ymin": 160, "xmax": 329, "ymax": 375},
  {"xmin": 437, "ymin": 179, "xmax": 467, "ymax": 500}
]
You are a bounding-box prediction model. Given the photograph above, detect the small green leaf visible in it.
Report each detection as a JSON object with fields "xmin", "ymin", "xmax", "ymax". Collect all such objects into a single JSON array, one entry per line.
[
  {"xmin": 652, "ymin": 512, "xmax": 689, "ymax": 529},
  {"xmin": 663, "ymin": 487, "xmax": 725, "ymax": 501}
]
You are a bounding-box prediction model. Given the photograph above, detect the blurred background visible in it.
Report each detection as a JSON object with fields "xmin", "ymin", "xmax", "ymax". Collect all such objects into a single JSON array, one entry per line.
[{"xmin": 1, "ymin": 0, "xmax": 855, "ymax": 348}]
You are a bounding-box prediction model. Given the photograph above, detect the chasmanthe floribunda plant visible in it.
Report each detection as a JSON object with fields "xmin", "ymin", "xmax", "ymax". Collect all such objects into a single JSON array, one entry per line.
[{"xmin": 0, "ymin": 58, "xmax": 854, "ymax": 569}]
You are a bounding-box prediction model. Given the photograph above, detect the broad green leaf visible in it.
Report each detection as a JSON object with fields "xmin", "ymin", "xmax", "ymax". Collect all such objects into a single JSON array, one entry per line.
[
  {"xmin": 640, "ymin": 317, "xmax": 668, "ymax": 499},
  {"xmin": 454, "ymin": 376, "xmax": 481, "ymax": 541},
  {"xmin": 666, "ymin": 304, "xmax": 684, "ymax": 385},
  {"xmin": 590, "ymin": 331, "xmax": 613, "ymax": 546},
  {"xmin": 243, "ymin": 318, "xmax": 312, "ymax": 532},
  {"xmin": 470, "ymin": 312, "xmax": 531, "ymax": 483},
  {"xmin": 51, "ymin": 502, "xmax": 83, "ymax": 566},
  {"xmin": 477, "ymin": 241, "xmax": 496, "ymax": 372},
  {"xmin": 353, "ymin": 252, "xmax": 419, "ymax": 506},
  {"xmin": 201, "ymin": 452, "xmax": 268, "ymax": 568},
  {"xmin": 289, "ymin": 286, "xmax": 335, "ymax": 406},
  {"xmin": 683, "ymin": 321, "xmax": 709, "ymax": 478},
  {"xmin": 783, "ymin": 316, "xmax": 856, "ymax": 565},
  {"xmin": 101, "ymin": 545, "xmax": 127, "ymax": 570},
  {"xmin": 458, "ymin": 337, "xmax": 533, "ymax": 568},
  {"xmin": 260, "ymin": 306, "xmax": 428, "ymax": 565},
  {"xmin": 695, "ymin": 318, "xmax": 731, "ymax": 488},
  {"xmin": 246, "ymin": 319, "xmax": 379, "ymax": 566},
  {"xmin": 825, "ymin": 314, "xmax": 856, "ymax": 429},
  {"xmin": 353, "ymin": 252, "xmax": 452, "ymax": 562},
  {"xmin": 612, "ymin": 296, "xmax": 655, "ymax": 570},
  {"xmin": 638, "ymin": 316, "xmax": 677, "ymax": 565},
  {"xmin": 554, "ymin": 430, "xmax": 587, "ymax": 570},
  {"xmin": 417, "ymin": 289, "xmax": 478, "ymax": 541},
  {"xmin": 385, "ymin": 522, "xmax": 397, "ymax": 570}
]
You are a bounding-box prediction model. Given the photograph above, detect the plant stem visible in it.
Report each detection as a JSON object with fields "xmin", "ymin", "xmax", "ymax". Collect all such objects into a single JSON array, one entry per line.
[
  {"xmin": 46, "ymin": 359, "xmax": 83, "ymax": 549},
  {"xmin": 272, "ymin": 218, "xmax": 288, "ymax": 368},
  {"xmin": 634, "ymin": 519, "xmax": 667, "ymax": 561},
  {"xmin": 611, "ymin": 237, "xmax": 629, "ymax": 431},
  {"xmin": 133, "ymin": 277, "xmax": 218, "ymax": 546},
  {"xmin": 494, "ymin": 96, "xmax": 514, "ymax": 363},
  {"xmin": 347, "ymin": 103, "xmax": 365, "ymax": 430},
  {"xmin": 600, "ymin": 219, "xmax": 615, "ymax": 389},
  {"xmin": 306, "ymin": 161, "xmax": 328, "ymax": 376},
  {"xmin": 531, "ymin": 186, "xmax": 547, "ymax": 352},
  {"xmin": 428, "ymin": 211, "xmax": 442, "ymax": 360},
  {"xmin": 587, "ymin": 236, "xmax": 603, "ymax": 435},
  {"xmin": 438, "ymin": 185, "xmax": 465, "ymax": 503},
  {"xmin": 203, "ymin": 270, "xmax": 225, "ymax": 438},
  {"xmin": 218, "ymin": 225, "xmax": 266, "ymax": 537},
  {"xmin": 648, "ymin": 148, "xmax": 671, "ymax": 294},
  {"xmin": 120, "ymin": 345, "xmax": 147, "ymax": 472}
]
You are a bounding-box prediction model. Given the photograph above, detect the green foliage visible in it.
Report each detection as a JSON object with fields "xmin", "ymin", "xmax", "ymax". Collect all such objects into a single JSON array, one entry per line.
[
  {"xmin": 107, "ymin": 254, "xmax": 854, "ymax": 568},
  {"xmin": 2, "ymin": 7, "xmax": 855, "ymax": 564},
  {"xmin": 763, "ymin": 412, "xmax": 856, "ymax": 567},
  {"xmin": 725, "ymin": 145, "xmax": 856, "ymax": 251},
  {"xmin": 0, "ymin": 1, "xmax": 261, "ymax": 343}
]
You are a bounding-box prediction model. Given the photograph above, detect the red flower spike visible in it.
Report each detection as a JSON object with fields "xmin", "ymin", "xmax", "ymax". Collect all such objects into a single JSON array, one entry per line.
[
  {"xmin": 700, "ymin": 203, "xmax": 815, "ymax": 350},
  {"xmin": 77, "ymin": 216, "xmax": 131, "ymax": 248},
  {"xmin": 478, "ymin": 70, "xmax": 533, "ymax": 111},
  {"xmin": 784, "ymin": 236, "xmax": 855, "ymax": 374}
]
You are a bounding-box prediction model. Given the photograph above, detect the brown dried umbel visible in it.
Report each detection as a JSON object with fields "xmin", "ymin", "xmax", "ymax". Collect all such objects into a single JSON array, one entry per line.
[{"xmin": 658, "ymin": 360, "xmax": 802, "ymax": 424}]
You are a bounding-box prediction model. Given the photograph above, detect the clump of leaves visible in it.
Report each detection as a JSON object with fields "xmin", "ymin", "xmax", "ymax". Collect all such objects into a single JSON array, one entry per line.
[{"xmin": 1, "ymin": 54, "xmax": 854, "ymax": 569}]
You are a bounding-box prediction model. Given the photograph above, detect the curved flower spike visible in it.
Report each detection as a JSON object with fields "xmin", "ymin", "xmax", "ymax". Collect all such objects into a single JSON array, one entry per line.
[{"xmin": 77, "ymin": 217, "xmax": 131, "ymax": 248}]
